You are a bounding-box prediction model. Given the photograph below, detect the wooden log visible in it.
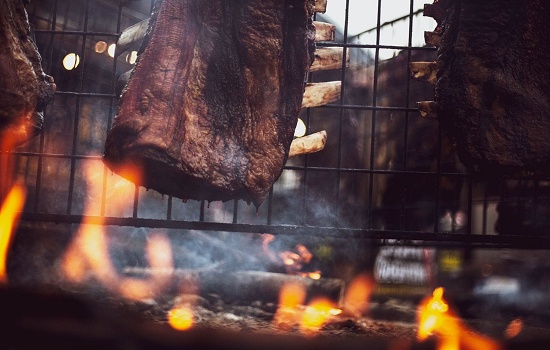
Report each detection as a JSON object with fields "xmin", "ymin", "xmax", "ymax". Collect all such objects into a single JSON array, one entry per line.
[
  {"xmin": 409, "ymin": 61, "xmax": 438, "ymax": 85},
  {"xmin": 417, "ymin": 101, "xmax": 438, "ymax": 119},
  {"xmin": 424, "ymin": 31, "xmax": 442, "ymax": 47},
  {"xmin": 302, "ymin": 81, "xmax": 341, "ymax": 108},
  {"xmin": 116, "ymin": 19, "xmax": 337, "ymax": 57},
  {"xmin": 123, "ymin": 269, "xmax": 345, "ymax": 306},
  {"xmin": 116, "ymin": 18, "xmax": 149, "ymax": 57},
  {"xmin": 310, "ymin": 47, "xmax": 350, "ymax": 72},
  {"xmin": 289, "ymin": 130, "xmax": 327, "ymax": 157},
  {"xmin": 313, "ymin": 21, "xmax": 335, "ymax": 42},
  {"xmin": 315, "ymin": 0, "xmax": 328, "ymax": 13}
]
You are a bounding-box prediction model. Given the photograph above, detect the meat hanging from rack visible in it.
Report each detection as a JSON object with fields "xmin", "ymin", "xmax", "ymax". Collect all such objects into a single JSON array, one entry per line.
[
  {"xmin": 104, "ymin": 0, "xmax": 322, "ymax": 207},
  {"xmin": 413, "ymin": 0, "xmax": 550, "ymax": 175},
  {"xmin": 0, "ymin": 0, "xmax": 55, "ymax": 146}
]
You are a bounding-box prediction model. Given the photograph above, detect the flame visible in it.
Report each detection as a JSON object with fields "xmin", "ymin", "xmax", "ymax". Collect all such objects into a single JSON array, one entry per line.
[
  {"xmin": 417, "ymin": 287, "xmax": 501, "ymax": 350},
  {"xmin": 300, "ymin": 297, "xmax": 338, "ymax": 335},
  {"xmin": 273, "ymin": 282, "xmax": 306, "ymax": 329},
  {"xmin": 0, "ymin": 184, "xmax": 26, "ymax": 284},
  {"xmin": 61, "ymin": 160, "xmax": 173, "ymax": 300},
  {"xmin": 168, "ymin": 304, "xmax": 194, "ymax": 331},
  {"xmin": 342, "ymin": 273, "xmax": 373, "ymax": 317},
  {"xmin": 262, "ymin": 234, "xmax": 320, "ymax": 278},
  {"xmin": 504, "ymin": 318, "xmax": 523, "ymax": 339}
]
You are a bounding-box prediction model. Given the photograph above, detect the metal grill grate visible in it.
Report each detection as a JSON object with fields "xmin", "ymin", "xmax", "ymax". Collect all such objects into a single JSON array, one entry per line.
[{"xmin": 8, "ymin": 0, "xmax": 550, "ymax": 249}]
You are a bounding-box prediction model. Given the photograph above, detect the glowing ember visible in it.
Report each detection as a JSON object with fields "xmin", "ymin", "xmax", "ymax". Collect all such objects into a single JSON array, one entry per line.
[
  {"xmin": 504, "ymin": 318, "xmax": 523, "ymax": 339},
  {"xmin": 0, "ymin": 184, "xmax": 26, "ymax": 284},
  {"xmin": 262, "ymin": 234, "xmax": 320, "ymax": 278},
  {"xmin": 168, "ymin": 304, "xmax": 194, "ymax": 331},
  {"xmin": 417, "ymin": 287, "xmax": 502, "ymax": 350},
  {"xmin": 300, "ymin": 297, "xmax": 338, "ymax": 335}
]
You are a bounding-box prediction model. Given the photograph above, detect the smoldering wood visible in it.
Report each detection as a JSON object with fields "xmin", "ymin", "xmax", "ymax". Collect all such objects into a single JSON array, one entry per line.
[
  {"xmin": 289, "ymin": 130, "xmax": 327, "ymax": 157},
  {"xmin": 117, "ymin": 19, "xmax": 336, "ymax": 58},
  {"xmin": 301, "ymin": 81, "xmax": 341, "ymax": 108},
  {"xmin": 310, "ymin": 47, "xmax": 350, "ymax": 72},
  {"xmin": 313, "ymin": 21, "xmax": 335, "ymax": 42},
  {"xmin": 116, "ymin": 18, "xmax": 149, "ymax": 57},
  {"xmin": 423, "ymin": 0, "xmax": 550, "ymax": 175},
  {"xmin": 409, "ymin": 62, "xmax": 437, "ymax": 85},
  {"xmin": 122, "ymin": 269, "xmax": 345, "ymax": 305}
]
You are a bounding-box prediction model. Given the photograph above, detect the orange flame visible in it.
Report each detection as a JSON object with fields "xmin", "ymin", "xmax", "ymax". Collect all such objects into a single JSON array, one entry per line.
[
  {"xmin": 417, "ymin": 287, "xmax": 501, "ymax": 350},
  {"xmin": 168, "ymin": 304, "xmax": 194, "ymax": 331},
  {"xmin": 0, "ymin": 184, "xmax": 26, "ymax": 284},
  {"xmin": 342, "ymin": 273, "xmax": 373, "ymax": 317},
  {"xmin": 273, "ymin": 282, "xmax": 307, "ymax": 329},
  {"xmin": 300, "ymin": 297, "xmax": 338, "ymax": 335},
  {"xmin": 61, "ymin": 160, "xmax": 173, "ymax": 300},
  {"xmin": 504, "ymin": 318, "xmax": 523, "ymax": 339},
  {"xmin": 262, "ymin": 234, "xmax": 320, "ymax": 278}
]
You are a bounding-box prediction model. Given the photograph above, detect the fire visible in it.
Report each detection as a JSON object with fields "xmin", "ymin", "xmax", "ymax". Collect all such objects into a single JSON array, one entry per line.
[
  {"xmin": 0, "ymin": 184, "xmax": 26, "ymax": 284},
  {"xmin": 273, "ymin": 282, "xmax": 306, "ymax": 329},
  {"xmin": 168, "ymin": 304, "xmax": 194, "ymax": 331},
  {"xmin": 261, "ymin": 234, "xmax": 320, "ymax": 279},
  {"xmin": 300, "ymin": 297, "xmax": 338, "ymax": 335},
  {"xmin": 504, "ymin": 318, "xmax": 523, "ymax": 339},
  {"xmin": 417, "ymin": 287, "xmax": 501, "ymax": 350},
  {"xmin": 342, "ymin": 273, "xmax": 373, "ymax": 317},
  {"xmin": 61, "ymin": 160, "xmax": 173, "ymax": 300}
]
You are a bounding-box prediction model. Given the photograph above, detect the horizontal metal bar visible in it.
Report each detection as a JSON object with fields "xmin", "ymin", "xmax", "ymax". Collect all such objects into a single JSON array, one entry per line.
[
  {"xmin": 54, "ymin": 91, "xmax": 117, "ymax": 98},
  {"xmin": 20, "ymin": 212, "xmax": 550, "ymax": 249},
  {"xmin": 317, "ymin": 42, "xmax": 437, "ymax": 51},
  {"xmin": 318, "ymin": 104, "xmax": 421, "ymax": 113},
  {"xmin": 34, "ymin": 29, "xmax": 119, "ymax": 37}
]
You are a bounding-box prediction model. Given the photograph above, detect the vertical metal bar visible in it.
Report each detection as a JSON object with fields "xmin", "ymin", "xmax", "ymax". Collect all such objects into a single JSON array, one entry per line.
[
  {"xmin": 432, "ymin": 126, "xmax": 442, "ymax": 232},
  {"xmin": 66, "ymin": 0, "xmax": 91, "ymax": 215},
  {"xmin": 482, "ymin": 181, "xmax": 489, "ymax": 235},
  {"xmin": 102, "ymin": 1, "xmax": 125, "ymax": 217},
  {"xmin": 334, "ymin": 0, "xmax": 350, "ymax": 227},
  {"xmin": 199, "ymin": 200, "xmax": 205, "ymax": 221},
  {"xmin": 533, "ymin": 179, "xmax": 539, "ymax": 236},
  {"xmin": 232, "ymin": 199, "xmax": 239, "ymax": 224},
  {"xmin": 267, "ymin": 186, "xmax": 274, "ymax": 225},
  {"xmin": 167, "ymin": 196, "xmax": 173, "ymax": 220},
  {"xmin": 399, "ymin": 0, "xmax": 415, "ymax": 229},
  {"xmin": 367, "ymin": 0, "xmax": 383, "ymax": 229},
  {"xmin": 34, "ymin": 0, "xmax": 59, "ymax": 213}
]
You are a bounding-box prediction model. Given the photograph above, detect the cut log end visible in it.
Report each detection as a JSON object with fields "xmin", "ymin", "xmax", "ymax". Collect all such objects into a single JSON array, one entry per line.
[
  {"xmin": 289, "ymin": 130, "xmax": 327, "ymax": 157},
  {"xmin": 302, "ymin": 81, "xmax": 341, "ymax": 108},
  {"xmin": 417, "ymin": 101, "xmax": 438, "ymax": 119},
  {"xmin": 409, "ymin": 61, "xmax": 438, "ymax": 85}
]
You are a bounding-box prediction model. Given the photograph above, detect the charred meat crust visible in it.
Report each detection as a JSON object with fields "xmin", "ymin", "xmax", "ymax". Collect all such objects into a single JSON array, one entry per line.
[
  {"xmin": 104, "ymin": 0, "xmax": 315, "ymax": 206},
  {"xmin": 0, "ymin": 0, "xmax": 55, "ymax": 144},
  {"xmin": 435, "ymin": 0, "xmax": 550, "ymax": 175}
]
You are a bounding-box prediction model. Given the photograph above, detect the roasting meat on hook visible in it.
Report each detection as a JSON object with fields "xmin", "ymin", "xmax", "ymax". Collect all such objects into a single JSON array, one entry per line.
[
  {"xmin": 414, "ymin": 0, "xmax": 550, "ymax": 175},
  {"xmin": 0, "ymin": 0, "xmax": 55, "ymax": 145},
  {"xmin": 104, "ymin": 0, "xmax": 316, "ymax": 206}
]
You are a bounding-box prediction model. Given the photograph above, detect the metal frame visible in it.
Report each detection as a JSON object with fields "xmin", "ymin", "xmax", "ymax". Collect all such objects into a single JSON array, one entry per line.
[{"xmin": 9, "ymin": 0, "xmax": 550, "ymax": 249}]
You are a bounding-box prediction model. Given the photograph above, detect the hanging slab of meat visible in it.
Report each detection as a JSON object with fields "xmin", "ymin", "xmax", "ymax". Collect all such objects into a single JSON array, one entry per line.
[
  {"xmin": 104, "ymin": 0, "xmax": 316, "ymax": 206},
  {"xmin": 0, "ymin": 0, "xmax": 55, "ymax": 145},
  {"xmin": 415, "ymin": 0, "xmax": 550, "ymax": 175}
]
